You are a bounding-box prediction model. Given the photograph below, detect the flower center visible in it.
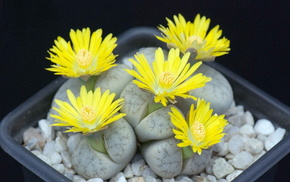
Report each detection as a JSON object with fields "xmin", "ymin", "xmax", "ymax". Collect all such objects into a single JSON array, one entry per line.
[
  {"xmin": 76, "ymin": 49, "xmax": 93, "ymax": 68},
  {"xmin": 159, "ymin": 72, "xmax": 176, "ymax": 87},
  {"xmin": 188, "ymin": 35, "xmax": 203, "ymax": 45},
  {"xmin": 81, "ymin": 105, "xmax": 96, "ymax": 123},
  {"xmin": 191, "ymin": 121, "xmax": 206, "ymax": 142}
]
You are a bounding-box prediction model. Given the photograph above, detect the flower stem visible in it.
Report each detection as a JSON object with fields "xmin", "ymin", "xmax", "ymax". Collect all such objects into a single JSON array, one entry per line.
[
  {"xmin": 182, "ymin": 146, "xmax": 195, "ymax": 159},
  {"xmin": 146, "ymin": 99, "xmax": 164, "ymax": 115},
  {"xmin": 85, "ymin": 132, "xmax": 107, "ymax": 154},
  {"xmin": 79, "ymin": 76, "xmax": 97, "ymax": 91}
]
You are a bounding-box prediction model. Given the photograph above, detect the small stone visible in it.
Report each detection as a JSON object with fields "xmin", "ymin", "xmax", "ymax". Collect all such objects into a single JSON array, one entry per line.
[
  {"xmin": 73, "ymin": 175, "xmax": 86, "ymax": 182},
  {"xmin": 123, "ymin": 164, "xmax": 134, "ymax": 178},
  {"xmin": 217, "ymin": 143, "xmax": 229, "ymax": 156},
  {"xmin": 239, "ymin": 124, "xmax": 256, "ymax": 137},
  {"xmin": 213, "ymin": 141, "xmax": 224, "ymax": 153},
  {"xmin": 142, "ymin": 166, "xmax": 157, "ymax": 178},
  {"xmin": 64, "ymin": 173, "xmax": 74, "ymax": 181},
  {"xmin": 254, "ymin": 119, "xmax": 275, "ymax": 135},
  {"xmin": 109, "ymin": 172, "xmax": 126, "ymax": 182},
  {"xmin": 38, "ymin": 119, "xmax": 55, "ymax": 141},
  {"xmin": 23, "ymin": 127, "xmax": 45, "ymax": 148},
  {"xmin": 226, "ymin": 170, "xmax": 243, "ymax": 181},
  {"xmin": 227, "ymin": 115, "xmax": 243, "ymax": 127},
  {"xmin": 191, "ymin": 176, "xmax": 207, "ymax": 182},
  {"xmin": 87, "ymin": 178, "xmax": 104, "ymax": 182},
  {"xmin": 64, "ymin": 168, "xmax": 76, "ymax": 175},
  {"xmin": 55, "ymin": 135, "xmax": 68, "ymax": 153},
  {"xmin": 31, "ymin": 150, "xmax": 41, "ymax": 156},
  {"xmin": 25, "ymin": 138, "xmax": 40, "ymax": 151},
  {"xmin": 47, "ymin": 151, "xmax": 62, "ymax": 164},
  {"xmin": 212, "ymin": 158, "xmax": 234, "ymax": 179},
  {"xmin": 217, "ymin": 179, "xmax": 227, "ymax": 182},
  {"xmin": 37, "ymin": 154, "xmax": 52, "ymax": 166},
  {"xmin": 175, "ymin": 175, "xmax": 193, "ymax": 182},
  {"xmin": 128, "ymin": 177, "xmax": 145, "ymax": 182},
  {"xmin": 43, "ymin": 141, "xmax": 56, "ymax": 155},
  {"xmin": 131, "ymin": 159, "xmax": 146, "ymax": 176},
  {"xmin": 224, "ymin": 125, "xmax": 239, "ymax": 142},
  {"xmin": 231, "ymin": 151, "xmax": 254, "ymax": 169},
  {"xmin": 244, "ymin": 138, "xmax": 264, "ymax": 154},
  {"xmin": 265, "ymin": 127, "xmax": 286, "ymax": 151},
  {"xmin": 67, "ymin": 134, "xmax": 82, "ymax": 154},
  {"xmin": 162, "ymin": 178, "xmax": 175, "ymax": 182},
  {"xmin": 206, "ymin": 175, "xmax": 217, "ymax": 182},
  {"xmin": 241, "ymin": 111, "xmax": 254, "ymax": 126},
  {"xmin": 228, "ymin": 135, "xmax": 244, "ymax": 155},
  {"xmin": 52, "ymin": 163, "xmax": 65, "ymax": 174},
  {"xmin": 256, "ymin": 134, "xmax": 268, "ymax": 142},
  {"xmin": 144, "ymin": 175, "xmax": 158, "ymax": 182},
  {"xmin": 61, "ymin": 151, "xmax": 72, "ymax": 168}
]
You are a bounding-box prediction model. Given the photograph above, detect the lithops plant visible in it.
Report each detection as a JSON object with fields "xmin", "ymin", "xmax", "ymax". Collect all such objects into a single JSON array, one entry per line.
[
  {"xmin": 46, "ymin": 28, "xmax": 137, "ymax": 180},
  {"xmin": 120, "ymin": 47, "xmax": 226, "ymax": 178}
]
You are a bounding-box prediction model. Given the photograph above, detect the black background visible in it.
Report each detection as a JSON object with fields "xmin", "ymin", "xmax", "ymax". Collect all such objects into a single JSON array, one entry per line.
[{"xmin": 1, "ymin": 0, "xmax": 290, "ymax": 181}]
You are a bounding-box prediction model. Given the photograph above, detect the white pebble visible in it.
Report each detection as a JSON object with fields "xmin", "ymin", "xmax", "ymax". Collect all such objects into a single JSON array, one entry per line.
[
  {"xmin": 142, "ymin": 166, "xmax": 157, "ymax": 178},
  {"xmin": 64, "ymin": 173, "xmax": 74, "ymax": 181},
  {"xmin": 123, "ymin": 164, "xmax": 134, "ymax": 178},
  {"xmin": 23, "ymin": 127, "xmax": 45, "ymax": 148},
  {"xmin": 87, "ymin": 178, "xmax": 104, "ymax": 182},
  {"xmin": 48, "ymin": 151, "xmax": 62, "ymax": 164},
  {"xmin": 37, "ymin": 154, "xmax": 52, "ymax": 166},
  {"xmin": 224, "ymin": 125, "xmax": 240, "ymax": 142},
  {"xmin": 175, "ymin": 175, "xmax": 193, "ymax": 182},
  {"xmin": 265, "ymin": 128, "xmax": 286, "ymax": 151},
  {"xmin": 109, "ymin": 172, "xmax": 126, "ymax": 182},
  {"xmin": 43, "ymin": 141, "xmax": 56, "ymax": 155},
  {"xmin": 52, "ymin": 163, "xmax": 65, "ymax": 174},
  {"xmin": 162, "ymin": 178, "xmax": 175, "ymax": 182},
  {"xmin": 217, "ymin": 143, "xmax": 229, "ymax": 156},
  {"xmin": 73, "ymin": 175, "xmax": 86, "ymax": 182},
  {"xmin": 55, "ymin": 135, "xmax": 68, "ymax": 153},
  {"xmin": 64, "ymin": 168, "xmax": 76, "ymax": 175},
  {"xmin": 31, "ymin": 150, "xmax": 41, "ymax": 156},
  {"xmin": 231, "ymin": 151, "xmax": 254, "ymax": 169},
  {"xmin": 241, "ymin": 111, "xmax": 254, "ymax": 126},
  {"xmin": 254, "ymin": 119, "xmax": 275, "ymax": 135},
  {"xmin": 144, "ymin": 175, "xmax": 159, "ymax": 182},
  {"xmin": 128, "ymin": 177, "xmax": 145, "ymax": 182},
  {"xmin": 38, "ymin": 119, "xmax": 55, "ymax": 141},
  {"xmin": 212, "ymin": 158, "xmax": 234, "ymax": 179},
  {"xmin": 61, "ymin": 151, "xmax": 72, "ymax": 168},
  {"xmin": 226, "ymin": 170, "xmax": 243, "ymax": 181},
  {"xmin": 25, "ymin": 138, "xmax": 40, "ymax": 151},
  {"xmin": 217, "ymin": 179, "xmax": 227, "ymax": 182},
  {"xmin": 206, "ymin": 175, "xmax": 217, "ymax": 182},
  {"xmin": 213, "ymin": 141, "xmax": 224, "ymax": 153},
  {"xmin": 228, "ymin": 135, "xmax": 244, "ymax": 155},
  {"xmin": 191, "ymin": 176, "xmax": 207, "ymax": 182},
  {"xmin": 244, "ymin": 138, "xmax": 264, "ymax": 154},
  {"xmin": 67, "ymin": 134, "xmax": 82, "ymax": 154},
  {"xmin": 239, "ymin": 124, "xmax": 256, "ymax": 137},
  {"xmin": 227, "ymin": 115, "xmax": 243, "ymax": 127},
  {"xmin": 131, "ymin": 159, "xmax": 146, "ymax": 176}
]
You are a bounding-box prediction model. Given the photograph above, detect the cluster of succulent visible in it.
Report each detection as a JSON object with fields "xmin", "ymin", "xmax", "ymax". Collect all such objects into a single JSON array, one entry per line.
[{"xmin": 46, "ymin": 14, "xmax": 232, "ymax": 180}]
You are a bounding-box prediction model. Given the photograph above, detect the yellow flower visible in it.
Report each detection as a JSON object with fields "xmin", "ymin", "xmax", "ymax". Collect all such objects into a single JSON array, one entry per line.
[
  {"xmin": 50, "ymin": 86, "xmax": 126, "ymax": 134},
  {"xmin": 169, "ymin": 99, "xmax": 228, "ymax": 155},
  {"xmin": 156, "ymin": 14, "xmax": 230, "ymax": 61},
  {"xmin": 125, "ymin": 48, "xmax": 211, "ymax": 106},
  {"xmin": 46, "ymin": 28, "xmax": 117, "ymax": 79}
]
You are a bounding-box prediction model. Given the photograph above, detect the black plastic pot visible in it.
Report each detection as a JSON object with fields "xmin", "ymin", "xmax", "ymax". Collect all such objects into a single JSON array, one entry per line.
[{"xmin": 1, "ymin": 27, "xmax": 290, "ymax": 182}]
